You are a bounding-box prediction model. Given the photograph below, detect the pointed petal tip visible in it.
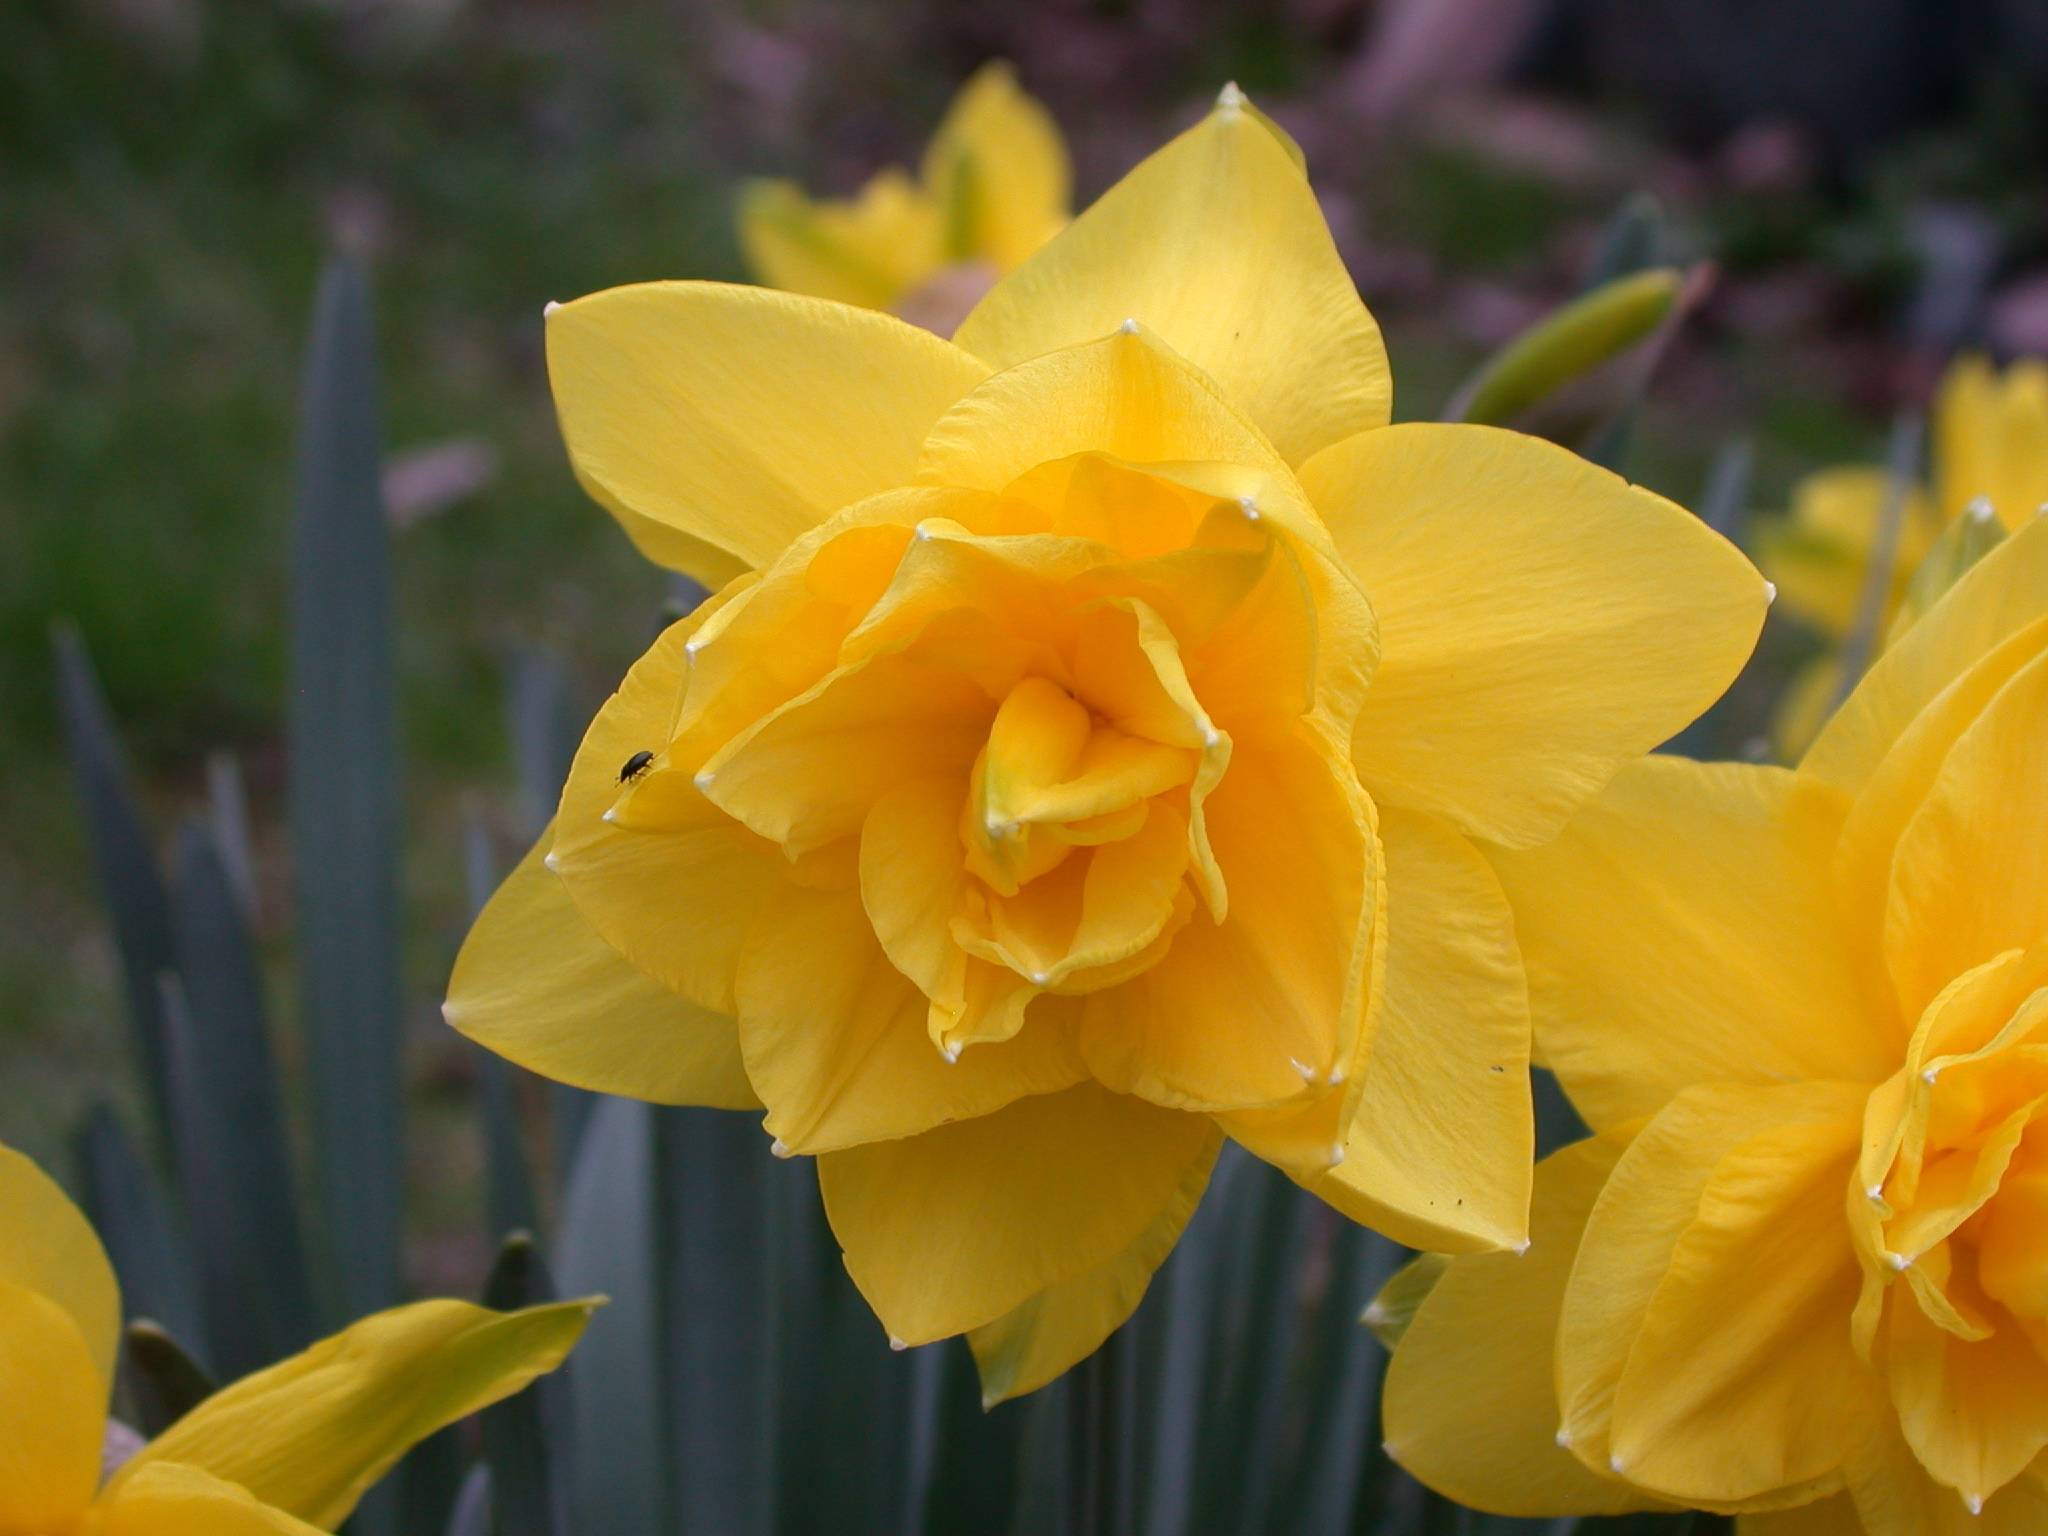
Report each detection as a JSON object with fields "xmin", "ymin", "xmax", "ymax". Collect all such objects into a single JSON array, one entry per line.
[{"xmin": 1215, "ymin": 81, "xmax": 1247, "ymax": 114}]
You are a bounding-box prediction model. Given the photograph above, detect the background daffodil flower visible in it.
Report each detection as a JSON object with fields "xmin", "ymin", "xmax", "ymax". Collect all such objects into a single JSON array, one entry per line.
[
  {"xmin": 0, "ymin": 1140, "xmax": 597, "ymax": 1534},
  {"xmin": 737, "ymin": 61, "xmax": 1069, "ymax": 325},
  {"xmin": 1760, "ymin": 354, "xmax": 2048, "ymax": 755},
  {"xmin": 1380, "ymin": 513, "xmax": 2048, "ymax": 1534},
  {"xmin": 450, "ymin": 84, "xmax": 1769, "ymax": 1402}
]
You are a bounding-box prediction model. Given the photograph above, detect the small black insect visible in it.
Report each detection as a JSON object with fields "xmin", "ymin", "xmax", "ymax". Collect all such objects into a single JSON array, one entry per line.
[{"xmin": 618, "ymin": 749, "xmax": 656, "ymax": 783}]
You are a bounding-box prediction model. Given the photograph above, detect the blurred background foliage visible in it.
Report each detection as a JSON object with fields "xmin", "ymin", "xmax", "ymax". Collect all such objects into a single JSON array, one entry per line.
[{"xmin": 4, "ymin": 0, "xmax": 2048, "ymax": 1527}]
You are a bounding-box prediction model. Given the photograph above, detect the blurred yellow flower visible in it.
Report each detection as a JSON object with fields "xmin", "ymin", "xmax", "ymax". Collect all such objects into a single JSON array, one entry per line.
[
  {"xmin": 0, "ymin": 1140, "xmax": 595, "ymax": 1533},
  {"xmin": 452, "ymin": 85, "xmax": 1767, "ymax": 1400},
  {"xmin": 1761, "ymin": 355, "xmax": 2048, "ymax": 755},
  {"xmin": 738, "ymin": 62, "xmax": 1069, "ymax": 323},
  {"xmin": 1380, "ymin": 515, "xmax": 2048, "ymax": 1533}
]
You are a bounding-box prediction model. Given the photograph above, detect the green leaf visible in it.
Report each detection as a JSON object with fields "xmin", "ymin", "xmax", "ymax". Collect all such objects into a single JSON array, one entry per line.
[
  {"xmin": 285, "ymin": 258, "xmax": 404, "ymax": 1328},
  {"xmin": 1445, "ymin": 269, "xmax": 1685, "ymax": 428},
  {"xmin": 479, "ymin": 1233, "xmax": 575, "ymax": 1536},
  {"xmin": 121, "ymin": 1318, "xmax": 219, "ymax": 1438},
  {"xmin": 556, "ymin": 1096, "xmax": 662, "ymax": 1532},
  {"xmin": 168, "ymin": 820, "xmax": 316, "ymax": 1375},
  {"xmin": 650, "ymin": 1107, "xmax": 780, "ymax": 1536},
  {"xmin": 51, "ymin": 623, "xmax": 178, "ymax": 1156},
  {"xmin": 72, "ymin": 1105, "xmax": 206, "ymax": 1361}
]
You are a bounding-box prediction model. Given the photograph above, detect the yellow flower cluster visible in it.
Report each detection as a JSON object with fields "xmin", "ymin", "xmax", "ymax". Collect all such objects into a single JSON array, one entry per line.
[
  {"xmin": 1383, "ymin": 518, "xmax": 2048, "ymax": 1533},
  {"xmin": 452, "ymin": 81, "xmax": 1767, "ymax": 1402}
]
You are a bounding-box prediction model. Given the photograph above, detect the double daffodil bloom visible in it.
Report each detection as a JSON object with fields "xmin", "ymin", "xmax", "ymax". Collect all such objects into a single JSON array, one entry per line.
[
  {"xmin": 0, "ymin": 1141, "xmax": 595, "ymax": 1533},
  {"xmin": 1761, "ymin": 355, "xmax": 2048, "ymax": 754},
  {"xmin": 451, "ymin": 85, "xmax": 1768, "ymax": 1401},
  {"xmin": 1382, "ymin": 515, "xmax": 2048, "ymax": 1532},
  {"xmin": 738, "ymin": 62, "xmax": 1069, "ymax": 323}
]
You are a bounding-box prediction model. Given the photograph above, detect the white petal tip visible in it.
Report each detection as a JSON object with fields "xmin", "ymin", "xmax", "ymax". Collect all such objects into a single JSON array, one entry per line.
[
  {"xmin": 981, "ymin": 1394, "xmax": 998, "ymax": 1410},
  {"xmin": 942, "ymin": 1044, "xmax": 961, "ymax": 1064},
  {"xmin": 542, "ymin": 851, "xmax": 562, "ymax": 873},
  {"xmin": 1328, "ymin": 1066, "xmax": 1345, "ymax": 1085},
  {"xmin": 543, "ymin": 299, "xmax": 561, "ymax": 317},
  {"xmin": 684, "ymin": 638, "xmax": 703, "ymax": 656},
  {"xmin": 1922, "ymin": 1066, "xmax": 1940, "ymax": 1084},
  {"xmin": 1360, "ymin": 1301, "xmax": 1387, "ymax": 1327},
  {"xmin": 693, "ymin": 770, "xmax": 715, "ymax": 792},
  {"xmin": 1609, "ymin": 1454, "xmax": 1626, "ymax": 1474},
  {"xmin": 1554, "ymin": 1428, "xmax": 1573, "ymax": 1449},
  {"xmin": 1762, "ymin": 580, "xmax": 1778, "ymax": 604},
  {"xmin": 1216, "ymin": 81, "xmax": 1246, "ymax": 113},
  {"xmin": 440, "ymin": 1001, "xmax": 461, "ymax": 1025},
  {"xmin": 1290, "ymin": 1056, "xmax": 1316, "ymax": 1080},
  {"xmin": 1118, "ymin": 316, "xmax": 1139, "ymax": 334},
  {"xmin": 1029, "ymin": 971, "xmax": 1051, "ymax": 986},
  {"xmin": 914, "ymin": 522, "xmax": 934, "ymax": 541},
  {"xmin": 1867, "ymin": 1184, "xmax": 1886, "ymax": 1203},
  {"xmin": 1967, "ymin": 1494, "xmax": 1985, "ymax": 1515},
  {"xmin": 889, "ymin": 1336, "xmax": 908, "ymax": 1352},
  {"xmin": 1967, "ymin": 497, "xmax": 1996, "ymax": 523},
  {"xmin": 1327, "ymin": 1143, "xmax": 1346, "ymax": 1168},
  {"xmin": 1888, "ymin": 1251, "xmax": 1913, "ymax": 1271},
  {"xmin": 1513, "ymin": 1238, "xmax": 1532, "ymax": 1256},
  {"xmin": 601, "ymin": 808, "xmax": 617, "ymax": 824},
  {"xmin": 770, "ymin": 1137, "xmax": 792, "ymax": 1160},
  {"xmin": 1238, "ymin": 495, "xmax": 1261, "ymax": 521}
]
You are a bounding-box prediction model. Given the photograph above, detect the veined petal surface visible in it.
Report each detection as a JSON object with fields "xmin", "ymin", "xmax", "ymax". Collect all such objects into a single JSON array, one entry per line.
[
  {"xmin": 1299, "ymin": 422, "xmax": 1769, "ymax": 848},
  {"xmin": 953, "ymin": 89, "xmax": 1389, "ymax": 466},
  {"xmin": 547, "ymin": 282, "xmax": 987, "ymax": 582}
]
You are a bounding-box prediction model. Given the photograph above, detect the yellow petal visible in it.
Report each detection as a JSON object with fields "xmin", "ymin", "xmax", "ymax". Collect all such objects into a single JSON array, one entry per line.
[
  {"xmin": 921, "ymin": 62, "xmax": 1070, "ymax": 272},
  {"xmin": 1307, "ymin": 806, "xmax": 1532, "ymax": 1254},
  {"xmin": 551, "ymin": 619, "xmax": 786, "ymax": 1016},
  {"xmin": 1299, "ymin": 423, "xmax": 1769, "ymax": 848},
  {"xmin": 1933, "ymin": 356, "xmax": 2048, "ymax": 528},
  {"xmin": 1883, "ymin": 646, "xmax": 2048, "ymax": 1021},
  {"xmin": 445, "ymin": 830, "xmax": 757, "ymax": 1108},
  {"xmin": 546, "ymin": 281, "xmax": 987, "ymax": 582},
  {"xmin": 953, "ymin": 87, "xmax": 1388, "ymax": 466},
  {"xmin": 1884, "ymin": 1248, "xmax": 2048, "ymax": 1503},
  {"xmin": 966, "ymin": 1122, "xmax": 1218, "ymax": 1404},
  {"xmin": 737, "ymin": 172, "xmax": 946, "ymax": 310},
  {"xmin": 1804, "ymin": 512, "xmax": 2048, "ymax": 794},
  {"xmin": 732, "ymin": 883, "xmax": 1085, "ymax": 1154},
  {"xmin": 1848, "ymin": 1416, "xmax": 2048, "ymax": 1535},
  {"xmin": 1489, "ymin": 756, "xmax": 1887, "ymax": 1131},
  {"xmin": 817, "ymin": 1082, "xmax": 1214, "ymax": 1345},
  {"xmin": 121, "ymin": 1298, "xmax": 596, "ymax": 1529},
  {"xmin": 700, "ymin": 651, "xmax": 994, "ymax": 856},
  {"xmin": 1556, "ymin": 1081, "xmax": 1865, "ymax": 1494},
  {"xmin": 1831, "ymin": 614, "xmax": 2048, "ymax": 977},
  {"xmin": 0, "ymin": 1140, "xmax": 120, "ymax": 1393},
  {"xmin": 1382, "ymin": 1132, "xmax": 1665, "ymax": 1518},
  {"xmin": 94, "ymin": 1463, "xmax": 328, "ymax": 1536},
  {"xmin": 1603, "ymin": 1109, "xmax": 1865, "ymax": 1504},
  {"xmin": 918, "ymin": 325, "xmax": 1294, "ymax": 499},
  {"xmin": 1083, "ymin": 716, "xmax": 1378, "ymax": 1112},
  {"xmin": 0, "ymin": 1281, "xmax": 103, "ymax": 1533}
]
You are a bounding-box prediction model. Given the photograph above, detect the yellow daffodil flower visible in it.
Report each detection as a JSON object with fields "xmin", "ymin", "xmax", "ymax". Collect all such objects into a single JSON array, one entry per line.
[
  {"xmin": 0, "ymin": 1140, "xmax": 596, "ymax": 1533},
  {"xmin": 738, "ymin": 62, "xmax": 1069, "ymax": 325},
  {"xmin": 1761, "ymin": 355, "xmax": 2048, "ymax": 755},
  {"xmin": 1380, "ymin": 513, "xmax": 2048, "ymax": 1533},
  {"xmin": 451, "ymin": 85, "xmax": 1768, "ymax": 1402}
]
